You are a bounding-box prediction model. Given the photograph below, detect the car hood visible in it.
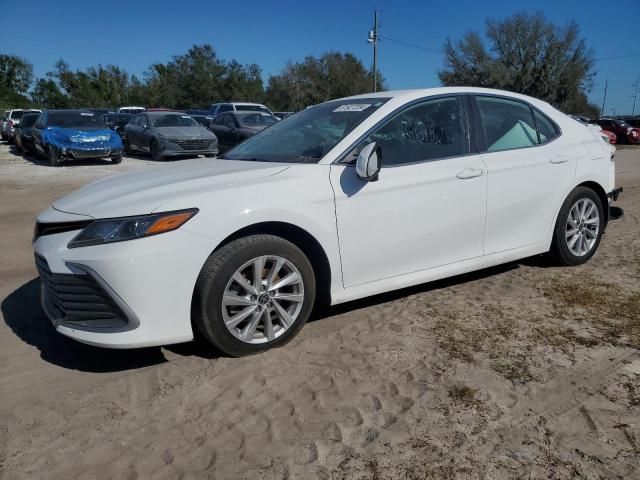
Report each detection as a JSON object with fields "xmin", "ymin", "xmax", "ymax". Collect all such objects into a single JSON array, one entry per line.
[
  {"xmin": 154, "ymin": 126, "xmax": 215, "ymax": 139},
  {"xmin": 52, "ymin": 158, "xmax": 290, "ymax": 218},
  {"xmin": 47, "ymin": 127, "xmax": 115, "ymax": 141}
]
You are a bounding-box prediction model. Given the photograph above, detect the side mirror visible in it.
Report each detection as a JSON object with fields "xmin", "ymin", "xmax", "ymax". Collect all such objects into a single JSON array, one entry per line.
[{"xmin": 355, "ymin": 142, "xmax": 381, "ymax": 181}]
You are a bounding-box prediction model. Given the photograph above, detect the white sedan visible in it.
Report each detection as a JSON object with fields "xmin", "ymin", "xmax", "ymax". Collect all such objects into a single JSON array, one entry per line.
[{"xmin": 33, "ymin": 87, "xmax": 621, "ymax": 356}]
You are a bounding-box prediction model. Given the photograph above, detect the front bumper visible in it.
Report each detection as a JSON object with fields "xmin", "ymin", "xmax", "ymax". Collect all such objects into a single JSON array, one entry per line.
[
  {"xmin": 33, "ymin": 211, "xmax": 217, "ymax": 348},
  {"xmin": 61, "ymin": 147, "xmax": 123, "ymax": 159},
  {"xmin": 161, "ymin": 139, "xmax": 218, "ymax": 157}
]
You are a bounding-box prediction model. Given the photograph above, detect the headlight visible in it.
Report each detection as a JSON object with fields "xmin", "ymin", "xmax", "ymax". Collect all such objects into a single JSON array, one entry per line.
[{"xmin": 67, "ymin": 209, "xmax": 198, "ymax": 248}]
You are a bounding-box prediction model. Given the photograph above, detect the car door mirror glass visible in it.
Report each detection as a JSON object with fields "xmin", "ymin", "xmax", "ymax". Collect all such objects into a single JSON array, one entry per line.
[{"xmin": 356, "ymin": 142, "xmax": 381, "ymax": 181}]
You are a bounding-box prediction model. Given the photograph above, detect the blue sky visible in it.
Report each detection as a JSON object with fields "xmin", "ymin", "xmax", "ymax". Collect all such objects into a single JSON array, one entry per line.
[{"xmin": 1, "ymin": 0, "xmax": 638, "ymax": 114}]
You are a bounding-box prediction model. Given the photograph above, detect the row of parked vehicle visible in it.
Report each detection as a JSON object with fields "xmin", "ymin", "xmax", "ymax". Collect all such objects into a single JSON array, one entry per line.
[
  {"xmin": 569, "ymin": 115, "xmax": 640, "ymax": 145},
  {"xmin": 1, "ymin": 102, "xmax": 291, "ymax": 166}
]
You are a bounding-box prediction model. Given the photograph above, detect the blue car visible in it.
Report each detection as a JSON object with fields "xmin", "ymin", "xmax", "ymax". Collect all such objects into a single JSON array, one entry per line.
[{"xmin": 32, "ymin": 110, "xmax": 124, "ymax": 166}]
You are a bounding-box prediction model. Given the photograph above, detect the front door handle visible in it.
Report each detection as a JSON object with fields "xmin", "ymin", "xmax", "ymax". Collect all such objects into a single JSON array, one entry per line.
[
  {"xmin": 456, "ymin": 168, "xmax": 485, "ymax": 179},
  {"xmin": 550, "ymin": 155, "xmax": 570, "ymax": 164}
]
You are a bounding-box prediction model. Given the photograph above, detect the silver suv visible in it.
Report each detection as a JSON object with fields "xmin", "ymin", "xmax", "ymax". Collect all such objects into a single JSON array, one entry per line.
[{"xmin": 209, "ymin": 102, "xmax": 273, "ymax": 117}]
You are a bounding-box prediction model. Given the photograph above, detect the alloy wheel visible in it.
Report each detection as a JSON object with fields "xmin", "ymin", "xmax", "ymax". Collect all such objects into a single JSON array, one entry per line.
[
  {"xmin": 565, "ymin": 198, "xmax": 600, "ymax": 257},
  {"xmin": 222, "ymin": 255, "xmax": 304, "ymax": 344}
]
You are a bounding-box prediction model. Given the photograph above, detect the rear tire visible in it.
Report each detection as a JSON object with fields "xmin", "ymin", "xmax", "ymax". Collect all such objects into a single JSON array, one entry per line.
[
  {"xmin": 111, "ymin": 155, "xmax": 123, "ymax": 164},
  {"xmin": 48, "ymin": 146, "xmax": 61, "ymax": 167},
  {"xmin": 549, "ymin": 186, "xmax": 604, "ymax": 266},
  {"xmin": 193, "ymin": 235, "xmax": 316, "ymax": 357}
]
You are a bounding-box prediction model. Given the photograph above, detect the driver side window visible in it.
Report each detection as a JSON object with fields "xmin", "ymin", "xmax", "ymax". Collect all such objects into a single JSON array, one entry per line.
[
  {"xmin": 224, "ymin": 115, "xmax": 236, "ymax": 128},
  {"xmin": 356, "ymin": 96, "xmax": 469, "ymax": 166}
]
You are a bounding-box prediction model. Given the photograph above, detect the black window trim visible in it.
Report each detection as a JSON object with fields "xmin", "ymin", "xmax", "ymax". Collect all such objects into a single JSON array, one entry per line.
[
  {"xmin": 335, "ymin": 93, "xmax": 476, "ymax": 167},
  {"xmin": 470, "ymin": 93, "xmax": 562, "ymax": 154}
]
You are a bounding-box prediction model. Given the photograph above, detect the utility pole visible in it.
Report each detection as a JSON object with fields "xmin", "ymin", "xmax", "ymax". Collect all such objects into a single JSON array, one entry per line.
[
  {"xmin": 632, "ymin": 75, "xmax": 639, "ymax": 116},
  {"xmin": 367, "ymin": 10, "xmax": 379, "ymax": 92},
  {"xmin": 601, "ymin": 80, "xmax": 608, "ymax": 117}
]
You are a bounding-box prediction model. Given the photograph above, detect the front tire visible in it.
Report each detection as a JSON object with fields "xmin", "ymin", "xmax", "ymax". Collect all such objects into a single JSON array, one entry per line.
[
  {"xmin": 550, "ymin": 186, "xmax": 604, "ymax": 266},
  {"xmin": 48, "ymin": 146, "xmax": 61, "ymax": 167},
  {"xmin": 193, "ymin": 235, "xmax": 316, "ymax": 357},
  {"xmin": 150, "ymin": 139, "xmax": 163, "ymax": 161},
  {"xmin": 111, "ymin": 155, "xmax": 123, "ymax": 164}
]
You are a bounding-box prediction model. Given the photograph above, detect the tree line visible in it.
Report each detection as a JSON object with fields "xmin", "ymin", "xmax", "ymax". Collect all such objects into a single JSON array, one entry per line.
[
  {"xmin": 1, "ymin": 45, "xmax": 381, "ymax": 112},
  {"xmin": 1, "ymin": 12, "xmax": 599, "ymax": 116}
]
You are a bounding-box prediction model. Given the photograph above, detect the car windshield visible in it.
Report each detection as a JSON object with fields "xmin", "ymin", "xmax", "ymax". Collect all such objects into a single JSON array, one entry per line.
[
  {"xmin": 150, "ymin": 114, "xmax": 198, "ymax": 127},
  {"xmin": 237, "ymin": 113, "xmax": 277, "ymax": 127},
  {"xmin": 614, "ymin": 120, "xmax": 630, "ymax": 128},
  {"xmin": 48, "ymin": 112, "xmax": 106, "ymax": 129},
  {"xmin": 20, "ymin": 114, "xmax": 40, "ymax": 127},
  {"xmin": 222, "ymin": 98, "xmax": 389, "ymax": 163}
]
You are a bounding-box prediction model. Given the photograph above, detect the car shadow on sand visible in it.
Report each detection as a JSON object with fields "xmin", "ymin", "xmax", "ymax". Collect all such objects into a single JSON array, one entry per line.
[
  {"xmin": 2, "ymin": 256, "xmax": 555, "ymax": 370},
  {"xmin": 1, "ymin": 278, "xmax": 168, "ymax": 372}
]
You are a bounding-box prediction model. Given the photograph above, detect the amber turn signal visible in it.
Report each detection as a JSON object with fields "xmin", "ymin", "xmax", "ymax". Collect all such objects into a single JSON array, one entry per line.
[{"xmin": 146, "ymin": 211, "xmax": 197, "ymax": 235}]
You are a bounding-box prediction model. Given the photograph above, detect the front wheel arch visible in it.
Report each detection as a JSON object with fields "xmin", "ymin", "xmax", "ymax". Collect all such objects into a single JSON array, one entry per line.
[{"xmin": 191, "ymin": 222, "xmax": 332, "ymax": 324}]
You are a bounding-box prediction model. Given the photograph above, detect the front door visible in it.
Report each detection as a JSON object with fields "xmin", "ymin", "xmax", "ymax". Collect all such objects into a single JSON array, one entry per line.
[{"xmin": 330, "ymin": 96, "xmax": 487, "ymax": 287}]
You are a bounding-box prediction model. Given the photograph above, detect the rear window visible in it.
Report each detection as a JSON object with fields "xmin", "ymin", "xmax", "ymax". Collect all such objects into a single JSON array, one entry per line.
[{"xmin": 10, "ymin": 111, "xmax": 24, "ymax": 120}]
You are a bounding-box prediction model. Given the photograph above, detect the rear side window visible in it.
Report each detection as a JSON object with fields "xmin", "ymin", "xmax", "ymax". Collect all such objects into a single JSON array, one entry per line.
[
  {"xmin": 218, "ymin": 105, "xmax": 233, "ymax": 113},
  {"xmin": 533, "ymin": 109, "xmax": 559, "ymax": 143},
  {"xmin": 476, "ymin": 96, "xmax": 538, "ymax": 152}
]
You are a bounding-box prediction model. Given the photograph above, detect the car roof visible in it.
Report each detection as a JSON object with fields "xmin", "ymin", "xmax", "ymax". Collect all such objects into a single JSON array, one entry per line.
[{"xmin": 341, "ymin": 87, "xmax": 557, "ymax": 109}]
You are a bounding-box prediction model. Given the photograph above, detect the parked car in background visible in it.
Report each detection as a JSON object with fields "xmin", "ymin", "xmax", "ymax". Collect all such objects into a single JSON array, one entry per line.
[
  {"xmin": 209, "ymin": 102, "xmax": 273, "ymax": 116},
  {"xmin": 118, "ymin": 106, "xmax": 145, "ymax": 115},
  {"xmin": 87, "ymin": 108, "xmax": 113, "ymax": 115},
  {"xmin": 124, "ymin": 111, "xmax": 218, "ymax": 160},
  {"xmin": 569, "ymin": 115, "xmax": 617, "ymax": 144},
  {"xmin": 185, "ymin": 110, "xmax": 216, "ymax": 129},
  {"xmin": 32, "ymin": 110, "xmax": 123, "ymax": 166},
  {"xmin": 0, "ymin": 110, "xmax": 8, "ymax": 139},
  {"xmin": 273, "ymin": 111, "xmax": 294, "ymax": 120},
  {"xmin": 33, "ymin": 87, "xmax": 621, "ymax": 355},
  {"xmin": 621, "ymin": 117, "xmax": 640, "ymax": 128},
  {"xmin": 14, "ymin": 112, "xmax": 41, "ymax": 154},
  {"xmin": 209, "ymin": 111, "xmax": 278, "ymax": 151},
  {"xmin": 102, "ymin": 113, "xmax": 134, "ymax": 141},
  {"xmin": 593, "ymin": 118, "xmax": 640, "ymax": 144},
  {"xmin": 3, "ymin": 109, "xmax": 42, "ymax": 143}
]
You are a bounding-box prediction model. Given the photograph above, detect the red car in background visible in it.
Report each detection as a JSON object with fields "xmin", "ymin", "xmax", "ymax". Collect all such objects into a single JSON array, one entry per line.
[
  {"xmin": 569, "ymin": 115, "xmax": 617, "ymax": 144},
  {"xmin": 594, "ymin": 118, "xmax": 640, "ymax": 144}
]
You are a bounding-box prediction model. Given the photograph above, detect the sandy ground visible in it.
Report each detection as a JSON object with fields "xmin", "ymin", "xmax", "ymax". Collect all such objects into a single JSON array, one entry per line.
[{"xmin": 0, "ymin": 143, "xmax": 638, "ymax": 480}]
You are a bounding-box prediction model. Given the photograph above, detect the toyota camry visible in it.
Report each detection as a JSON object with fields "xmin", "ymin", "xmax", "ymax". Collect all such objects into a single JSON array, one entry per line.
[{"xmin": 33, "ymin": 87, "xmax": 621, "ymax": 356}]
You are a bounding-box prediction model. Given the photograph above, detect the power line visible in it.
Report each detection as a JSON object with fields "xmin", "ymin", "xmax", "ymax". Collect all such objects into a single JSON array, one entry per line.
[
  {"xmin": 594, "ymin": 51, "xmax": 640, "ymax": 62},
  {"xmin": 378, "ymin": 35, "xmax": 441, "ymax": 54}
]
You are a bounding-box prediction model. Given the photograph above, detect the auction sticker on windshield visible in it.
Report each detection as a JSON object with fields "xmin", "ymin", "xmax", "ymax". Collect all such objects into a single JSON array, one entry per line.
[{"xmin": 333, "ymin": 104, "xmax": 371, "ymax": 112}]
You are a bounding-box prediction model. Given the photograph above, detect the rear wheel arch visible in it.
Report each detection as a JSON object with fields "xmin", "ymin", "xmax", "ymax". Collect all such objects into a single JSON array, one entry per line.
[{"xmin": 576, "ymin": 181, "xmax": 609, "ymax": 227}]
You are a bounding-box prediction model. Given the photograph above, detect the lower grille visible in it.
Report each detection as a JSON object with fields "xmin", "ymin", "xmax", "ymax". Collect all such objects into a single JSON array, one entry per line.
[
  {"xmin": 35, "ymin": 254, "xmax": 128, "ymax": 330},
  {"xmin": 172, "ymin": 139, "xmax": 213, "ymax": 151}
]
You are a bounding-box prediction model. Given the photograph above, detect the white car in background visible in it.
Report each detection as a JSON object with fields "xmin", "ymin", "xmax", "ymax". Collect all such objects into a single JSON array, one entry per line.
[
  {"xmin": 209, "ymin": 102, "xmax": 273, "ymax": 116},
  {"xmin": 2, "ymin": 108, "xmax": 42, "ymax": 142},
  {"xmin": 117, "ymin": 106, "xmax": 145, "ymax": 115},
  {"xmin": 33, "ymin": 87, "xmax": 621, "ymax": 356}
]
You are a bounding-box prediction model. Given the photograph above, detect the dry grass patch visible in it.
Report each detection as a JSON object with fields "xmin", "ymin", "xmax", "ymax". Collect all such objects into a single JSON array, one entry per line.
[
  {"xmin": 491, "ymin": 355, "xmax": 539, "ymax": 384},
  {"xmin": 447, "ymin": 384, "xmax": 478, "ymax": 406},
  {"xmin": 543, "ymin": 275, "xmax": 640, "ymax": 346}
]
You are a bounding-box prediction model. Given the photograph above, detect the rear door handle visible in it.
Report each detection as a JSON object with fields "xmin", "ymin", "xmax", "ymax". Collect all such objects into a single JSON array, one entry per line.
[
  {"xmin": 456, "ymin": 168, "xmax": 485, "ymax": 179},
  {"xmin": 550, "ymin": 155, "xmax": 570, "ymax": 164}
]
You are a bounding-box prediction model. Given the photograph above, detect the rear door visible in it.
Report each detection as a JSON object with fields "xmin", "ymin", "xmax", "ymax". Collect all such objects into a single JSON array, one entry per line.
[{"xmin": 472, "ymin": 95, "xmax": 574, "ymax": 254}]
